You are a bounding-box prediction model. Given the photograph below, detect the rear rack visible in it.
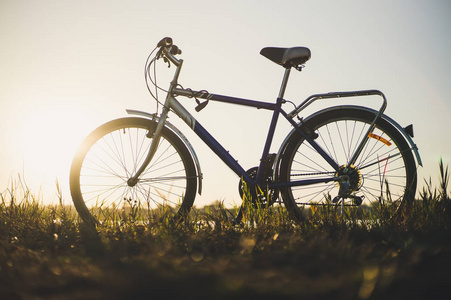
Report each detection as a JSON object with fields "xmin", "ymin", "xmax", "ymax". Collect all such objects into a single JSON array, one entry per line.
[{"xmin": 288, "ymin": 89, "xmax": 387, "ymax": 118}]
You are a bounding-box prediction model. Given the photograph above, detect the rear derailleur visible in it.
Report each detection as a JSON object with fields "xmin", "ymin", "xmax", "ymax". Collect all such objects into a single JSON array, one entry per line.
[{"xmin": 333, "ymin": 166, "xmax": 364, "ymax": 206}]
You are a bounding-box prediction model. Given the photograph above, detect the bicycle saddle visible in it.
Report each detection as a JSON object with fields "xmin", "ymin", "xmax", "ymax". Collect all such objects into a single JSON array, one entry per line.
[{"xmin": 260, "ymin": 47, "xmax": 311, "ymax": 69}]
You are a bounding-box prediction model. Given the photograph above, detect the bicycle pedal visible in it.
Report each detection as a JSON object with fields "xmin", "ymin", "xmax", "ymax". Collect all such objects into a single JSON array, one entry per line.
[
  {"xmin": 352, "ymin": 196, "xmax": 363, "ymax": 206},
  {"xmin": 332, "ymin": 196, "xmax": 341, "ymax": 203}
]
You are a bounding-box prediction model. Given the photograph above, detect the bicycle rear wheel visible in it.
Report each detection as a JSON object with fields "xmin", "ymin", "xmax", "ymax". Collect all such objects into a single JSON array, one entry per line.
[
  {"xmin": 279, "ymin": 107, "xmax": 417, "ymax": 221},
  {"xmin": 70, "ymin": 117, "xmax": 197, "ymax": 226}
]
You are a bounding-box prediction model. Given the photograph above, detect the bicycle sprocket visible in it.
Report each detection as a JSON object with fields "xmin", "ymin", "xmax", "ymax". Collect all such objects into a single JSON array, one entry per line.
[{"xmin": 238, "ymin": 155, "xmax": 279, "ymax": 208}]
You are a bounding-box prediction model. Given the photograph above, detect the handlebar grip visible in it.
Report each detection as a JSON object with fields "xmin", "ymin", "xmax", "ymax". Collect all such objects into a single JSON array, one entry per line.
[
  {"xmin": 157, "ymin": 37, "xmax": 173, "ymax": 47},
  {"xmin": 170, "ymin": 45, "xmax": 182, "ymax": 55}
]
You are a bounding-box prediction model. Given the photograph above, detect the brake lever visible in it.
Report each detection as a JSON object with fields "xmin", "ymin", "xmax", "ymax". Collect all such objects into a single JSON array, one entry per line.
[
  {"xmin": 155, "ymin": 48, "xmax": 172, "ymax": 68},
  {"xmin": 164, "ymin": 57, "xmax": 171, "ymax": 68}
]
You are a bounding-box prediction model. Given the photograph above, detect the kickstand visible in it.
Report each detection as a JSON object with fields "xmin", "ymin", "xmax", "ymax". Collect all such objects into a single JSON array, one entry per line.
[
  {"xmin": 341, "ymin": 198, "xmax": 345, "ymax": 220},
  {"xmin": 333, "ymin": 195, "xmax": 345, "ymax": 218}
]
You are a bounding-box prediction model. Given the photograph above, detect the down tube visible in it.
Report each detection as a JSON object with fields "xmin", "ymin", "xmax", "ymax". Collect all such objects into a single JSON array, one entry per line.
[{"xmin": 193, "ymin": 122, "xmax": 253, "ymax": 183}]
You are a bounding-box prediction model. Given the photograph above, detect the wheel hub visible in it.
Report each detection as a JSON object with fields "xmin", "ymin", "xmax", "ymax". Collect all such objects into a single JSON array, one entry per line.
[
  {"xmin": 335, "ymin": 164, "xmax": 363, "ymax": 192},
  {"xmin": 127, "ymin": 177, "xmax": 139, "ymax": 187}
]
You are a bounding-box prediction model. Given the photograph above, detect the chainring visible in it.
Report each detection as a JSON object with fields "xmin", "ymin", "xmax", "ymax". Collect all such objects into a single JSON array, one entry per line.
[{"xmin": 238, "ymin": 167, "xmax": 279, "ymax": 208}]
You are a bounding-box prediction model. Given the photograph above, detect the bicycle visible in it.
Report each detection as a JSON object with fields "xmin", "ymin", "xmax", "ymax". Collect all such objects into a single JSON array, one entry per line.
[{"xmin": 69, "ymin": 37, "xmax": 422, "ymax": 226}]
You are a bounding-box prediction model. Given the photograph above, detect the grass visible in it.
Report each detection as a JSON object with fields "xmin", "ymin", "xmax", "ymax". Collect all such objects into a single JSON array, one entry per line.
[{"xmin": 1, "ymin": 162, "xmax": 450, "ymax": 299}]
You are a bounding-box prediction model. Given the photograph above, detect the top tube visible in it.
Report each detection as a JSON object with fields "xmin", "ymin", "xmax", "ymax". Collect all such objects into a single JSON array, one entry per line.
[{"xmin": 172, "ymin": 87, "xmax": 278, "ymax": 111}]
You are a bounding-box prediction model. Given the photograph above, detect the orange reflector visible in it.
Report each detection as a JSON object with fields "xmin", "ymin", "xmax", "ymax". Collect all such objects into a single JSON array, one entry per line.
[{"xmin": 368, "ymin": 133, "xmax": 392, "ymax": 146}]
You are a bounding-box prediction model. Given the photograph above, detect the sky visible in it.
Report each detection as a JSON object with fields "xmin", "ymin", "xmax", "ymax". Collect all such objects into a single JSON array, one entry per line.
[{"xmin": 1, "ymin": 0, "xmax": 450, "ymax": 207}]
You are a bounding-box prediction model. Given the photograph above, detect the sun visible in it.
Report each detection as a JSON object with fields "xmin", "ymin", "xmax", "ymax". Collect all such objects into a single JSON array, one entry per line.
[{"xmin": 18, "ymin": 104, "xmax": 100, "ymax": 202}]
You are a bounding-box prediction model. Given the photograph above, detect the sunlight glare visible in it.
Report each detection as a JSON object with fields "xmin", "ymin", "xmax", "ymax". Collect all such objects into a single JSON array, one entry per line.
[{"xmin": 18, "ymin": 104, "xmax": 99, "ymax": 203}]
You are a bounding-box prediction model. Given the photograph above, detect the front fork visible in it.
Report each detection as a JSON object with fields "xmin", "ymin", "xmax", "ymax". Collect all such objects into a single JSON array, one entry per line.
[{"xmin": 126, "ymin": 106, "xmax": 170, "ymax": 187}]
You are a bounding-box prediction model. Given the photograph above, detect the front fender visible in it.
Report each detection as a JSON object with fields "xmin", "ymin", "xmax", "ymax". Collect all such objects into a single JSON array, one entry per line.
[{"xmin": 126, "ymin": 109, "xmax": 203, "ymax": 195}]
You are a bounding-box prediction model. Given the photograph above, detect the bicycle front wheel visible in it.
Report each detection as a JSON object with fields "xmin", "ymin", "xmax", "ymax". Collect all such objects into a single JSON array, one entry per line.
[
  {"xmin": 70, "ymin": 117, "xmax": 197, "ymax": 226},
  {"xmin": 279, "ymin": 107, "xmax": 417, "ymax": 221}
]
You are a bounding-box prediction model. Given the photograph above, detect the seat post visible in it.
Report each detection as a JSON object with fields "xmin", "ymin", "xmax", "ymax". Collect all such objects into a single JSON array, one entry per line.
[{"xmin": 278, "ymin": 68, "xmax": 291, "ymax": 99}]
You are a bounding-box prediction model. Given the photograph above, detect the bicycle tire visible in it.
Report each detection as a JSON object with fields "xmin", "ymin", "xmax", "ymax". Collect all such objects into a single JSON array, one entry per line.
[
  {"xmin": 70, "ymin": 117, "xmax": 197, "ymax": 226},
  {"xmin": 279, "ymin": 107, "xmax": 417, "ymax": 221}
]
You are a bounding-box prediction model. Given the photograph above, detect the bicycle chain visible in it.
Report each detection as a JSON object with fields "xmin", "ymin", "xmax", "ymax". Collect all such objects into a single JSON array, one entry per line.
[{"xmin": 291, "ymin": 171, "xmax": 336, "ymax": 177}]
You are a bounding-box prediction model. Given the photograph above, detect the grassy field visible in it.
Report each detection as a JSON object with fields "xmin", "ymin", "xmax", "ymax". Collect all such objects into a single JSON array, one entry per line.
[{"xmin": 1, "ymin": 163, "xmax": 450, "ymax": 299}]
